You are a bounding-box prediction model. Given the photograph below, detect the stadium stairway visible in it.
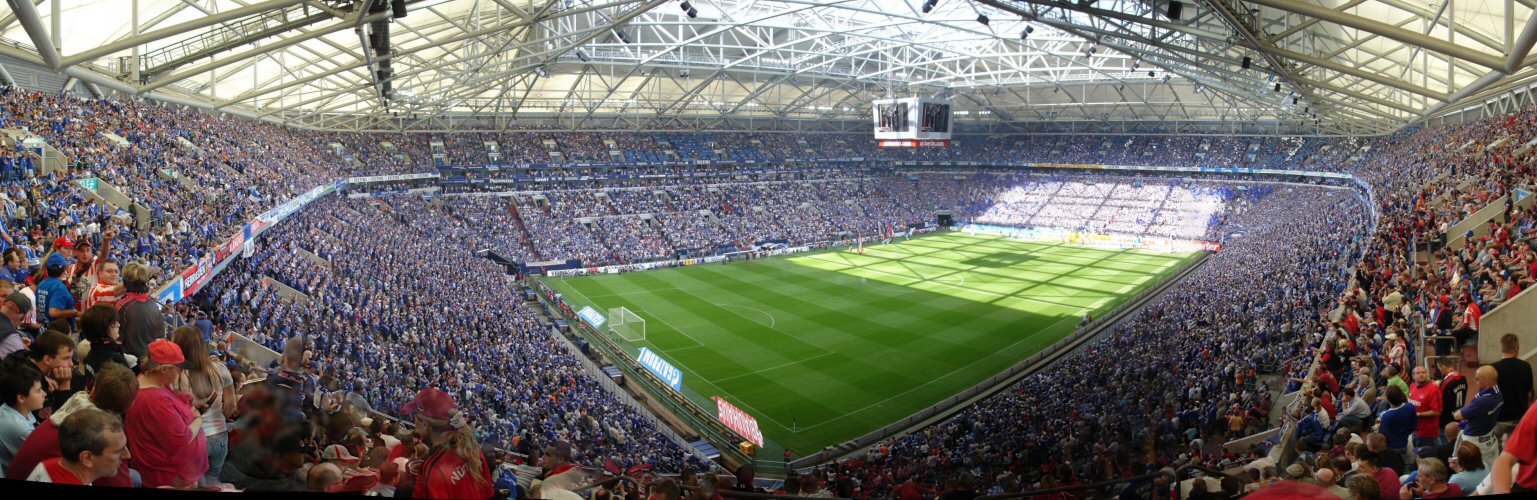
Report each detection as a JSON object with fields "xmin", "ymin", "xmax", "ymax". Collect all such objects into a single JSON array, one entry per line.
[
  {"xmin": 508, "ymin": 202, "xmax": 542, "ymax": 260},
  {"xmin": 262, "ymin": 274, "xmax": 313, "ymax": 305},
  {"xmin": 295, "ymin": 246, "xmax": 331, "ymax": 268},
  {"xmin": 1445, "ymin": 185, "xmax": 1536, "ymax": 250}
]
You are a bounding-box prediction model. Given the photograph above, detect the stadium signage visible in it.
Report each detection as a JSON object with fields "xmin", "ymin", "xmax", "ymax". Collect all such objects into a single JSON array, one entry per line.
[
  {"xmin": 155, "ymin": 181, "xmax": 344, "ymax": 304},
  {"xmin": 576, "ymin": 306, "xmax": 606, "ymax": 329},
  {"xmin": 637, "ymin": 347, "xmax": 683, "ymax": 391},
  {"xmin": 876, "ymin": 139, "xmax": 950, "ymax": 148},
  {"xmin": 712, "ymin": 396, "xmax": 765, "ymax": 447},
  {"xmin": 181, "ymin": 254, "xmax": 213, "ymax": 297}
]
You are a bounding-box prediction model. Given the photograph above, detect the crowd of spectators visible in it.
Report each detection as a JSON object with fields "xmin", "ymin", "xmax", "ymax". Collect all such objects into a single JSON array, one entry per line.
[
  {"xmin": 198, "ymin": 196, "xmax": 707, "ymax": 479},
  {"xmin": 5, "ymin": 80, "xmax": 1537, "ymax": 499}
]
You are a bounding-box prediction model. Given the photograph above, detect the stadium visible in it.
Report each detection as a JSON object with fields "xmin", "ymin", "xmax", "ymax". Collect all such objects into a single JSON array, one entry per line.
[{"xmin": 0, "ymin": 0, "xmax": 1534, "ymax": 498}]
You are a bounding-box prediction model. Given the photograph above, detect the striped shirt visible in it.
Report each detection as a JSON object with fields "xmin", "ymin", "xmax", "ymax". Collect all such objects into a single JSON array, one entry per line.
[{"xmin": 83, "ymin": 282, "xmax": 123, "ymax": 311}]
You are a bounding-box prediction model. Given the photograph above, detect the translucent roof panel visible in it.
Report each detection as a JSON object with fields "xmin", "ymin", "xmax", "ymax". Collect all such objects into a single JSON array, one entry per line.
[{"xmin": 1, "ymin": 0, "xmax": 1531, "ymax": 135}]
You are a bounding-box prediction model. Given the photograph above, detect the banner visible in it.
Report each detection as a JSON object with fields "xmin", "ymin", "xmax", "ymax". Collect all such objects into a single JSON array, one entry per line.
[
  {"xmin": 876, "ymin": 139, "xmax": 949, "ymax": 148},
  {"xmin": 156, "ymin": 278, "xmax": 183, "ymax": 304},
  {"xmin": 636, "ymin": 347, "xmax": 683, "ymax": 392},
  {"xmin": 213, "ymin": 230, "xmax": 246, "ymax": 264},
  {"xmin": 712, "ymin": 396, "xmax": 765, "ymax": 447},
  {"xmin": 76, "ymin": 178, "xmax": 99, "ymax": 191},
  {"xmin": 346, "ymin": 173, "xmax": 438, "ymax": 184},
  {"xmin": 576, "ymin": 306, "xmax": 606, "ymax": 329}
]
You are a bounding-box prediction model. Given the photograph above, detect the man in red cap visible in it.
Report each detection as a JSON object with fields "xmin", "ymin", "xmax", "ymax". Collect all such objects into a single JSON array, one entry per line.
[
  {"xmin": 403, "ymin": 387, "xmax": 493, "ymax": 499},
  {"xmin": 125, "ymin": 339, "xmax": 207, "ymax": 488}
]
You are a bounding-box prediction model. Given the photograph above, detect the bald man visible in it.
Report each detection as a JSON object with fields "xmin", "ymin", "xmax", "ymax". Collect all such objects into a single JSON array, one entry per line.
[{"xmin": 1456, "ymin": 365, "xmax": 1503, "ymax": 466}]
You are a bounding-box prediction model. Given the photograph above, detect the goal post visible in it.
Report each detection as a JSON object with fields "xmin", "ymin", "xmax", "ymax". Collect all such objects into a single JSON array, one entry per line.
[{"xmin": 609, "ymin": 307, "xmax": 646, "ymax": 342}]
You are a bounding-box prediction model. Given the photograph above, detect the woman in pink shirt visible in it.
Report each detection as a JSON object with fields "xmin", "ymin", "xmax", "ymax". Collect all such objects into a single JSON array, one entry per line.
[{"xmin": 125, "ymin": 339, "xmax": 207, "ymax": 488}]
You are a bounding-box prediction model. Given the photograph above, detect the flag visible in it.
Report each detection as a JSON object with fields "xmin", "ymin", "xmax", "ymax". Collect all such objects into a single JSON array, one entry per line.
[{"xmin": 604, "ymin": 458, "xmax": 623, "ymax": 476}]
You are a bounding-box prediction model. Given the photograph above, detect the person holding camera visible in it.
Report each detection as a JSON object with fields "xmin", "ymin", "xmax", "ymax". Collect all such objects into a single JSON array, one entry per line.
[{"xmin": 1397, "ymin": 457, "xmax": 1461, "ymax": 499}]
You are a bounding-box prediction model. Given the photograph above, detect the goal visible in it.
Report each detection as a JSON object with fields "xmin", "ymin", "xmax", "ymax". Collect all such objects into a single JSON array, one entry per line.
[{"xmin": 609, "ymin": 307, "xmax": 646, "ymax": 342}]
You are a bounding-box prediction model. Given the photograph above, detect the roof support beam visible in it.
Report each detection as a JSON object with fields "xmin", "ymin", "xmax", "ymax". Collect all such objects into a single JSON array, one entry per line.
[
  {"xmin": 223, "ymin": 0, "xmax": 639, "ymax": 106},
  {"xmin": 1374, "ymin": 0, "xmax": 1505, "ymax": 53},
  {"xmin": 1260, "ymin": 41, "xmax": 1448, "ymax": 101},
  {"xmin": 1266, "ymin": 0, "xmax": 1370, "ymax": 43},
  {"xmin": 1243, "ymin": 0, "xmax": 1506, "ymax": 70},
  {"xmin": 140, "ymin": 9, "xmax": 394, "ymax": 93},
  {"xmin": 1417, "ymin": 12, "xmax": 1537, "ymax": 121},
  {"xmin": 57, "ymin": 0, "xmax": 311, "ymax": 70},
  {"xmin": 4, "ymin": 0, "xmax": 61, "ymax": 69}
]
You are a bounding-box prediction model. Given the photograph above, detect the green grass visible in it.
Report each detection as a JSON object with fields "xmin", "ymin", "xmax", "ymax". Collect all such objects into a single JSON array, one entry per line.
[{"xmin": 541, "ymin": 231, "xmax": 1197, "ymax": 460}]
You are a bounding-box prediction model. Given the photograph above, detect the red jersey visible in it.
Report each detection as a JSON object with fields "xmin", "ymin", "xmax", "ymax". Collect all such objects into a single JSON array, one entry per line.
[
  {"xmin": 413, "ymin": 447, "xmax": 494, "ymax": 499},
  {"xmin": 1408, "ymin": 380, "xmax": 1444, "ymax": 438},
  {"xmin": 1504, "ymin": 401, "xmax": 1537, "ymax": 490},
  {"xmin": 7, "ymin": 415, "xmax": 133, "ymax": 486},
  {"xmin": 25, "ymin": 458, "xmax": 85, "ymax": 484}
]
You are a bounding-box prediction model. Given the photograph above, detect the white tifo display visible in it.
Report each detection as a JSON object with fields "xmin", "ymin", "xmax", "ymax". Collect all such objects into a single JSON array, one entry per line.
[{"xmin": 609, "ymin": 307, "xmax": 646, "ymax": 341}]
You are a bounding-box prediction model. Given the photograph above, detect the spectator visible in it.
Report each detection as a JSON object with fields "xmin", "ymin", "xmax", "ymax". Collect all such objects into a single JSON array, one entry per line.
[
  {"xmin": 729, "ymin": 464, "xmax": 762, "ymax": 493},
  {"xmin": 82, "ymin": 258, "xmax": 123, "ymax": 311},
  {"xmin": 1316, "ymin": 467, "xmax": 1349, "ymax": 498},
  {"xmin": 533, "ymin": 439, "xmax": 584, "ymax": 498},
  {"xmin": 1409, "ymin": 365, "xmax": 1444, "ymax": 449},
  {"xmin": 116, "ymin": 262, "xmax": 163, "ymax": 360},
  {"xmin": 0, "ymin": 292, "xmax": 29, "ymax": 360},
  {"xmin": 1455, "ymin": 365, "xmax": 1503, "ymax": 466},
  {"xmin": 172, "ymin": 325, "xmax": 234, "ymax": 487},
  {"xmin": 6, "ymin": 362, "xmax": 136, "ymax": 486},
  {"xmin": 1358, "ymin": 451, "xmax": 1399, "ymax": 500},
  {"xmin": 33, "ymin": 253, "xmax": 76, "ymax": 329},
  {"xmin": 939, "ymin": 471, "xmax": 979, "ymax": 500},
  {"xmin": 1345, "ymin": 473, "xmax": 1382, "ymax": 500},
  {"xmin": 649, "ymin": 477, "xmax": 682, "ymax": 500},
  {"xmin": 403, "ymin": 387, "xmax": 494, "ymax": 499},
  {"xmin": 24, "ymin": 408, "xmax": 128, "ymax": 485},
  {"xmin": 1378, "ymin": 386, "xmax": 1416, "ymax": 465},
  {"xmin": 74, "ymin": 303, "xmax": 128, "ymax": 392},
  {"xmin": 1, "ymin": 330, "xmax": 74, "ymax": 412},
  {"xmin": 220, "ymin": 428, "xmax": 308, "ymax": 492},
  {"xmin": 1494, "ymin": 334, "xmax": 1533, "ymax": 424},
  {"xmin": 1447, "ymin": 441, "xmax": 1487, "ymax": 494},
  {"xmin": 1339, "ymin": 388, "xmax": 1371, "ymax": 432},
  {"xmin": 125, "ymin": 338, "xmax": 207, "ymax": 488},
  {"xmin": 1399, "ymin": 458, "xmax": 1461, "ymax": 499},
  {"xmin": 0, "ymin": 368, "xmax": 45, "ymax": 472},
  {"xmin": 1437, "ymin": 359, "xmax": 1467, "ymax": 430}
]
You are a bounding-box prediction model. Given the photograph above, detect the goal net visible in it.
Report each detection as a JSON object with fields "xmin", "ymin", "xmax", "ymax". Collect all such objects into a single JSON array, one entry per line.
[{"xmin": 609, "ymin": 307, "xmax": 646, "ymax": 342}]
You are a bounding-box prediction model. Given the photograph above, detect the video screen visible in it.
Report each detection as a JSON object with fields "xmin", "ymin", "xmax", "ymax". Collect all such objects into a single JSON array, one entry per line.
[
  {"xmin": 921, "ymin": 102, "xmax": 950, "ymax": 133},
  {"xmin": 877, "ymin": 103, "xmax": 909, "ymax": 132}
]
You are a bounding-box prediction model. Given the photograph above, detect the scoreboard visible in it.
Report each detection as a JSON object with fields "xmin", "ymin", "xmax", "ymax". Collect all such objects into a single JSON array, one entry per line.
[{"xmin": 873, "ymin": 97, "xmax": 952, "ymax": 147}]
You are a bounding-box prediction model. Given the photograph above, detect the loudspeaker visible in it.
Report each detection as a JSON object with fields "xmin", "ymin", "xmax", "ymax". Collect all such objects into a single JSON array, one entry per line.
[
  {"xmin": 1241, "ymin": 56, "xmax": 1251, "ymax": 69},
  {"xmin": 1166, "ymin": 1, "xmax": 1183, "ymax": 19},
  {"xmin": 391, "ymin": 0, "xmax": 407, "ymax": 18}
]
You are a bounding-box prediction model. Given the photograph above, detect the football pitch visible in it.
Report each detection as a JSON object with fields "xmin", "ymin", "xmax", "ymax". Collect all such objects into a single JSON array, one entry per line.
[{"xmin": 541, "ymin": 231, "xmax": 1199, "ymax": 459}]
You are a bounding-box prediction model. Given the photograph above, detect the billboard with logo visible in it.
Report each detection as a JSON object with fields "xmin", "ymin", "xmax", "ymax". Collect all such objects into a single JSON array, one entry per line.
[
  {"xmin": 712, "ymin": 396, "xmax": 764, "ymax": 447},
  {"xmin": 637, "ymin": 347, "xmax": 682, "ymax": 391}
]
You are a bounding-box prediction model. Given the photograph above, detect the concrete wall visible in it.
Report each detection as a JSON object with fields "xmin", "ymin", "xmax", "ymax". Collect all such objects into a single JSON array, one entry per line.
[
  {"xmin": 92, "ymin": 180, "xmax": 132, "ymax": 209},
  {"xmin": 262, "ymin": 277, "xmax": 312, "ymax": 305},
  {"xmin": 296, "ymin": 247, "xmax": 330, "ymax": 268},
  {"xmin": 1448, "ymin": 191, "xmax": 1537, "ymax": 250},
  {"xmin": 1478, "ymin": 286, "xmax": 1537, "ymax": 397},
  {"xmin": 0, "ymin": 53, "xmax": 67, "ymax": 92}
]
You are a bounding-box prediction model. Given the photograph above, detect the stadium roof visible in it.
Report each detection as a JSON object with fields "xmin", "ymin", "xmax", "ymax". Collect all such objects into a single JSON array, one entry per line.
[{"xmin": 1, "ymin": 0, "xmax": 1534, "ymax": 135}]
